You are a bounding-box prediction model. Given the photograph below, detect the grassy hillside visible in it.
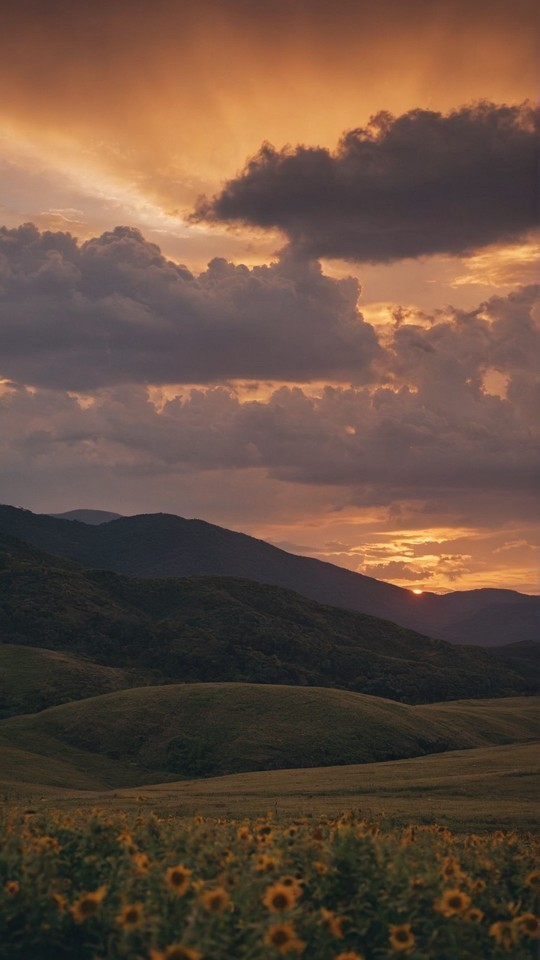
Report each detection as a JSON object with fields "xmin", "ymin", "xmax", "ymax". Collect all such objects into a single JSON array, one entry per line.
[
  {"xmin": 0, "ymin": 534, "xmax": 533, "ymax": 703},
  {"xmin": 1, "ymin": 684, "xmax": 537, "ymax": 788},
  {"xmin": 1, "ymin": 504, "xmax": 538, "ymax": 646},
  {"xmin": 114, "ymin": 741, "xmax": 540, "ymax": 831},
  {"xmin": 0, "ymin": 645, "xmax": 135, "ymax": 718}
]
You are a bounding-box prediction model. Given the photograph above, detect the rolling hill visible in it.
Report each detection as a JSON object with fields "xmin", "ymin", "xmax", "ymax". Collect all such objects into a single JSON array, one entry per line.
[
  {"xmin": 0, "ymin": 684, "xmax": 537, "ymax": 787},
  {"xmin": 0, "ymin": 504, "xmax": 537, "ymax": 646},
  {"xmin": 0, "ymin": 644, "xmax": 134, "ymax": 718},
  {"xmin": 0, "ymin": 533, "xmax": 533, "ymax": 703}
]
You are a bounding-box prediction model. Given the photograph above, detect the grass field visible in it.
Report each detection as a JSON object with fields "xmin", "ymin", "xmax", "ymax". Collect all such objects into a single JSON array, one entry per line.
[
  {"xmin": 0, "ymin": 684, "xmax": 537, "ymax": 790},
  {"xmin": 2, "ymin": 742, "xmax": 537, "ymax": 833}
]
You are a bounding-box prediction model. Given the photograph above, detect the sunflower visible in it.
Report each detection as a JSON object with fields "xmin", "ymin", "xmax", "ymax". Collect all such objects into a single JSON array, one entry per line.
[
  {"xmin": 440, "ymin": 856, "xmax": 464, "ymax": 881},
  {"xmin": 197, "ymin": 886, "xmax": 232, "ymax": 914},
  {"xmin": 320, "ymin": 907, "xmax": 346, "ymax": 938},
  {"xmin": 514, "ymin": 913, "xmax": 539, "ymax": 938},
  {"xmin": 264, "ymin": 921, "xmax": 306, "ymax": 955},
  {"xmin": 313, "ymin": 861, "xmax": 329, "ymax": 875},
  {"xmin": 470, "ymin": 878, "xmax": 486, "ymax": 893},
  {"xmin": 263, "ymin": 882, "xmax": 300, "ymax": 913},
  {"xmin": 116, "ymin": 902, "xmax": 144, "ymax": 929},
  {"xmin": 489, "ymin": 920, "xmax": 518, "ymax": 950},
  {"xmin": 524, "ymin": 870, "xmax": 540, "ymax": 890},
  {"xmin": 466, "ymin": 907, "xmax": 484, "ymax": 923},
  {"xmin": 434, "ymin": 888, "xmax": 471, "ymax": 917},
  {"xmin": 279, "ymin": 875, "xmax": 304, "ymax": 896},
  {"xmin": 389, "ymin": 924, "xmax": 415, "ymax": 952},
  {"xmin": 52, "ymin": 892, "xmax": 68, "ymax": 912},
  {"xmin": 133, "ymin": 852, "xmax": 151, "ymax": 873},
  {"xmin": 150, "ymin": 945, "xmax": 202, "ymax": 960},
  {"xmin": 165, "ymin": 865, "xmax": 192, "ymax": 896},
  {"xmin": 335, "ymin": 953, "xmax": 365, "ymax": 960},
  {"xmin": 255, "ymin": 854, "xmax": 280, "ymax": 873},
  {"xmin": 71, "ymin": 886, "xmax": 107, "ymax": 923},
  {"xmin": 4, "ymin": 881, "xmax": 20, "ymax": 896}
]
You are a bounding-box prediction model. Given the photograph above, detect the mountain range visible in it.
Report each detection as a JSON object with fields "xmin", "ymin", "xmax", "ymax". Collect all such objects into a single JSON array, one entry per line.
[
  {"xmin": 0, "ymin": 504, "xmax": 537, "ymax": 647},
  {"xmin": 2, "ymin": 532, "xmax": 533, "ymax": 707}
]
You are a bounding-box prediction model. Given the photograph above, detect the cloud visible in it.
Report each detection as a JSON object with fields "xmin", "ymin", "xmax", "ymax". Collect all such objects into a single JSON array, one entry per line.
[
  {"xmin": 0, "ymin": 223, "xmax": 380, "ymax": 389},
  {"xmin": 192, "ymin": 103, "xmax": 539, "ymax": 263},
  {"xmin": 360, "ymin": 560, "xmax": 434, "ymax": 582},
  {"xmin": 1, "ymin": 279, "xmax": 538, "ymax": 504}
]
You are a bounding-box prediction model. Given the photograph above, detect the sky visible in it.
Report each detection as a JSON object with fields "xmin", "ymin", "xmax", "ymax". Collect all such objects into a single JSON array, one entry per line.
[{"xmin": 0, "ymin": 0, "xmax": 538, "ymax": 593}]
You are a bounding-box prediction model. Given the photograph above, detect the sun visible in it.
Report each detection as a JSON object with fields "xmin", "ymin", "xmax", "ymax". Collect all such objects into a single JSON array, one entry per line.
[{"xmin": 411, "ymin": 588, "xmax": 423, "ymax": 595}]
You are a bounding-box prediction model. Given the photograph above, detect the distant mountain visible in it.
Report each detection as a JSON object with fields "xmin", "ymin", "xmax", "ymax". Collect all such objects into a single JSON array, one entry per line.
[
  {"xmin": 0, "ymin": 533, "xmax": 533, "ymax": 703},
  {"xmin": 50, "ymin": 509, "xmax": 123, "ymax": 524},
  {"xmin": 0, "ymin": 504, "xmax": 537, "ymax": 646}
]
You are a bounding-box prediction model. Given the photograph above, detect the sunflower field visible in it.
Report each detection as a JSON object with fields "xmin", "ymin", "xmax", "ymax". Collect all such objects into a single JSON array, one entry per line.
[{"xmin": 0, "ymin": 807, "xmax": 538, "ymax": 959}]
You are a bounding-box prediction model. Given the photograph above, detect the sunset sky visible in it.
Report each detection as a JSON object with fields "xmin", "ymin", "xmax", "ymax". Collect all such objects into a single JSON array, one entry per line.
[{"xmin": 0, "ymin": 0, "xmax": 538, "ymax": 593}]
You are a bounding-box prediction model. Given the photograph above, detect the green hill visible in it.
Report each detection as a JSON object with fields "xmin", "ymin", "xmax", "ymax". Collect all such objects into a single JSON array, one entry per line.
[
  {"xmin": 1, "ymin": 684, "xmax": 537, "ymax": 788},
  {"xmin": 0, "ymin": 645, "xmax": 135, "ymax": 718},
  {"xmin": 0, "ymin": 534, "xmax": 533, "ymax": 703}
]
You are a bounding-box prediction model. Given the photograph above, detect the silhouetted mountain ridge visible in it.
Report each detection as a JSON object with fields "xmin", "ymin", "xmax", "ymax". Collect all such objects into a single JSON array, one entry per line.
[
  {"xmin": 0, "ymin": 505, "xmax": 537, "ymax": 646},
  {"xmin": 0, "ymin": 532, "xmax": 533, "ymax": 704}
]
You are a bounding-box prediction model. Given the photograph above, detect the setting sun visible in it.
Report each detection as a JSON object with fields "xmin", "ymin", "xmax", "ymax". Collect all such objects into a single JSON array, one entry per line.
[{"xmin": 412, "ymin": 589, "xmax": 423, "ymax": 595}]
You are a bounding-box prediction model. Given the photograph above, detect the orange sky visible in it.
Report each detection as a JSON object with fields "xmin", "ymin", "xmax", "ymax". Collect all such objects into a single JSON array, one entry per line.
[{"xmin": 0, "ymin": 0, "xmax": 537, "ymax": 593}]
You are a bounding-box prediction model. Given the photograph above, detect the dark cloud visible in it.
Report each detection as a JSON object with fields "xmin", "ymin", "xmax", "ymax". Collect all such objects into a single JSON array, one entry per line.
[
  {"xmin": 192, "ymin": 103, "xmax": 539, "ymax": 263},
  {"xmin": 0, "ymin": 224, "xmax": 380, "ymax": 389},
  {"xmin": 1, "ymin": 285, "xmax": 538, "ymax": 513}
]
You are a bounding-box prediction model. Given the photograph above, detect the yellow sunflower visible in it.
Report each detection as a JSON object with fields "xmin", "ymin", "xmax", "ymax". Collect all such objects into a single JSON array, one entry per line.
[
  {"xmin": 335, "ymin": 953, "xmax": 365, "ymax": 960},
  {"xmin": 524, "ymin": 870, "xmax": 540, "ymax": 890},
  {"xmin": 116, "ymin": 902, "xmax": 144, "ymax": 929},
  {"xmin": 434, "ymin": 888, "xmax": 471, "ymax": 917},
  {"xmin": 263, "ymin": 882, "xmax": 300, "ymax": 913},
  {"xmin": 71, "ymin": 886, "xmax": 107, "ymax": 923},
  {"xmin": 4, "ymin": 881, "xmax": 20, "ymax": 896},
  {"xmin": 389, "ymin": 923, "xmax": 415, "ymax": 952},
  {"xmin": 132, "ymin": 852, "xmax": 151, "ymax": 873},
  {"xmin": 264, "ymin": 921, "xmax": 306, "ymax": 955},
  {"xmin": 165, "ymin": 865, "xmax": 192, "ymax": 896},
  {"xmin": 320, "ymin": 907, "xmax": 346, "ymax": 938},
  {"xmin": 489, "ymin": 920, "xmax": 518, "ymax": 950},
  {"xmin": 466, "ymin": 907, "xmax": 484, "ymax": 923},
  {"xmin": 150, "ymin": 945, "xmax": 202, "ymax": 960},
  {"xmin": 197, "ymin": 886, "xmax": 232, "ymax": 914},
  {"xmin": 514, "ymin": 913, "xmax": 539, "ymax": 938}
]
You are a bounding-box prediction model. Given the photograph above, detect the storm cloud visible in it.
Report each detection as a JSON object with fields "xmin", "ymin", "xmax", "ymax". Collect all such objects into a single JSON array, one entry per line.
[
  {"xmin": 193, "ymin": 103, "xmax": 539, "ymax": 263},
  {"xmin": 1, "ymin": 286, "xmax": 538, "ymax": 507},
  {"xmin": 0, "ymin": 224, "xmax": 379, "ymax": 389}
]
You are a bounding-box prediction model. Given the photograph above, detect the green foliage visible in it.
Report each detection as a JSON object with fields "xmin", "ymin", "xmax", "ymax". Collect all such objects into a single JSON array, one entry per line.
[
  {"xmin": 0, "ymin": 645, "xmax": 133, "ymax": 718},
  {"xmin": 0, "ymin": 534, "xmax": 534, "ymax": 705},
  {"xmin": 0, "ymin": 807, "xmax": 538, "ymax": 960}
]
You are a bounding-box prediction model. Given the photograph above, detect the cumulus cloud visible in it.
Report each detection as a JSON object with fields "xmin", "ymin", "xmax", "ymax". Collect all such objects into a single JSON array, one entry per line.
[
  {"xmin": 0, "ymin": 223, "xmax": 380, "ymax": 389},
  {"xmin": 192, "ymin": 102, "xmax": 539, "ymax": 262},
  {"xmin": 1, "ymin": 283, "xmax": 538, "ymax": 505}
]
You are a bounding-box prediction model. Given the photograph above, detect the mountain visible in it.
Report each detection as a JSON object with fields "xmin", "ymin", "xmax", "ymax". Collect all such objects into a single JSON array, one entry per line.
[
  {"xmin": 1, "ymin": 684, "xmax": 537, "ymax": 785},
  {"xmin": 0, "ymin": 504, "xmax": 537, "ymax": 646},
  {"xmin": 0, "ymin": 532, "xmax": 533, "ymax": 703},
  {"xmin": 49, "ymin": 509, "xmax": 123, "ymax": 524}
]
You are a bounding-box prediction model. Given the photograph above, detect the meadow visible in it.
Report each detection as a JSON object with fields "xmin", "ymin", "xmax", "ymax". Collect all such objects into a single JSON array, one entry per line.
[{"xmin": 1, "ymin": 805, "xmax": 538, "ymax": 960}]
